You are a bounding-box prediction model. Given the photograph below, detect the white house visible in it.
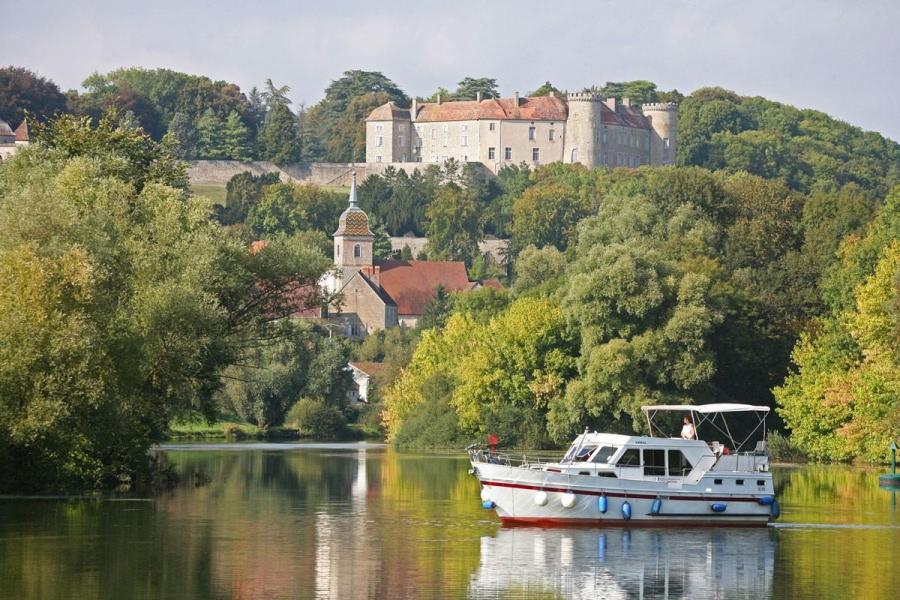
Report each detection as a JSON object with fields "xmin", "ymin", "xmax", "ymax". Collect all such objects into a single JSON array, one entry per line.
[{"xmin": 347, "ymin": 362, "xmax": 385, "ymax": 404}]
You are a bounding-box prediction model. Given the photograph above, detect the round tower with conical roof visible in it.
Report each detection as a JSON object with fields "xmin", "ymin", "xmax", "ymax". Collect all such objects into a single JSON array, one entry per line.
[{"xmin": 333, "ymin": 172, "xmax": 374, "ymax": 287}]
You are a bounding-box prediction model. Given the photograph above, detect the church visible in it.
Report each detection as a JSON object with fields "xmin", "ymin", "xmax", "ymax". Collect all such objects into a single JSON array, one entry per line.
[{"xmin": 320, "ymin": 173, "xmax": 499, "ymax": 338}]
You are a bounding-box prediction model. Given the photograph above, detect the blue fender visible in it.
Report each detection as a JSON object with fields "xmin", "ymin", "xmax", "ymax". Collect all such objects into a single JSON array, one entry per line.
[
  {"xmin": 598, "ymin": 494, "xmax": 608, "ymax": 514},
  {"xmin": 622, "ymin": 500, "xmax": 632, "ymax": 520},
  {"xmin": 770, "ymin": 499, "xmax": 781, "ymax": 519},
  {"xmin": 757, "ymin": 495, "xmax": 776, "ymax": 506},
  {"xmin": 711, "ymin": 503, "xmax": 727, "ymax": 513},
  {"xmin": 482, "ymin": 500, "xmax": 495, "ymax": 509},
  {"xmin": 651, "ymin": 498, "xmax": 662, "ymax": 515}
]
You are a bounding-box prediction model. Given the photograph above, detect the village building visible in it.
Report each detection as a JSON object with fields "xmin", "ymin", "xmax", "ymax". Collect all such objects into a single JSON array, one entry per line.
[
  {"xmin": 320, "ymin": 173, "xmax": 498, "ymax": 338},
  {"xmin": 365, "ymin": 92, "xmax": 677, "ymax": 173},
  {"xmin": 347, "ymin": 361, "xmax": 385, "ymax": 404},
  {"xmin": 0, "ymin": 117, "xmax": 30, "ymax": 160}
]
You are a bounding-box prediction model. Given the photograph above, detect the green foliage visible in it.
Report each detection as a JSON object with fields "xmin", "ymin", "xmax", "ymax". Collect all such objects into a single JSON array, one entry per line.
[
  {"xmin": 510, "ymin": 181, "xmax": 591, "ymax": 254},
  {"xmin": 678, "ymin": 86, "xmax": 900, "ymax": 196},
  {"xmin": 425, "ymin": 183, "xmax": 484, "ymax": 263},
  {"xmin": 0, "ymin": 66, "xmax": 67, "ymax": 127},
  {"xmin": 454, "ymin": 77, "xmax": 499, "ymax": 100},
  {"xmin": 419, "ymin": 285, "xmax": 455, "ymax": 330},
  {"xmin": 354, "ymin": 326, "xmax": 420, "ymax": 390},
  {"xmin": 196, "ymin": 108, "xmax": 225, "ymax": 159},
  {"xmin": 512, "ymin": 245, "xmax": 568, "ymax": 298},
  {"xmin": 369, "ymin": 214, "xmax": 394, "ymax": 259},
  {"xmin": 223, "ymin": 111, "xmax": 252, "ymax": 161},
  {"xmin": 216, "ymin": 170, "xmax": 281, "ymax": 225},
  {"xmin": 245, "ymin": 182, "xmax": 345, "ymax": 239},
  {"xmin": 221, "ymin": 322, "xmax": 353, "ymax": 429},
  {"xmin": 167, "ymin": 111, "xmax": 197, "ymax": 159},
  {"xmin": 327, "ymin": 92, "xmax": 390, "ymax": 162},
  {"xmin": 529, "ymin": 81, "xmax": 561, "ymax": 97},
  {"xmin": 0, "ymin": 116, "xmax": 329, "ymax": 491},
  {"xmin": 286, "ymin": 398, "xmax": 347, "ymax": 439},
  {"xmin": 258, "ymin": 103, "xmax": 302, "ymax": 166},
  {"xmin": 384, "ymin": 297, "xmax": 577, "ymax": 448},
  {"xmin": 776, "ymin": 192, "xmax": 900, "ymax": 462}
]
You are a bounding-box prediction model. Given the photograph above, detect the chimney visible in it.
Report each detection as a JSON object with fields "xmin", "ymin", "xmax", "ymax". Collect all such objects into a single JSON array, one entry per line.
[
  {"xmin": 476, "ymin": 91, "xmax": 482, "ymax": 102},
  {"xmin": 622, "ymin": 97, "xmax": 631, "ymax": 108},
  {"xmin": 437, "ymin": 92, "xmax": 442, "ymax": 105},
  {"xmin": 549, "ymin": 90, "xmax": 555, "ymax": 98},
  {"xmin": 603, "ymin": 97, "xmax": 618, "ymax": 111},
  {"xmin": 513, "ymin": 91, "xmax": 519, "ymax": 106},
  {"xmin": 371, "ymin": 265, "xmax": 381, "ymax": 287},
  {"xmin": 411, "ymin": 98, "xmax": 418, "ymax": 122}
]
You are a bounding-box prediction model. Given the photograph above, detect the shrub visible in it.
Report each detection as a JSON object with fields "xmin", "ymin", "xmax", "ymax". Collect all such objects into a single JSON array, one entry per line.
[
  {"xmin": 768, "ymin": 431, "xmax": 808, "ymax": 463},
  {"xmin": 286, "ymin": 399, "xmax": 346, "ymax": 440}
]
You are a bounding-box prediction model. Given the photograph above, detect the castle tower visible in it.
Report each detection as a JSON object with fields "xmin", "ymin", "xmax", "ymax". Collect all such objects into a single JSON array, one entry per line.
[
  {"xmin": 642, "ymin": 102, "xmax": 678, "ymax": 165},
  {"xmin": 333, "ymin": 172, "xmax": 374, "ymax": 287},
  {"xmin": 563, "ymin": 93, "xmax": 603, "ymax": 168}
]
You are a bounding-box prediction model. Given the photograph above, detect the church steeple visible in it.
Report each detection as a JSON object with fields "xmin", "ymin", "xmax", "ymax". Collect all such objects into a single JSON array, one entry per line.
[{"xmin": 333, "ymin": 170, "xmax": 374, "ymax": 285}]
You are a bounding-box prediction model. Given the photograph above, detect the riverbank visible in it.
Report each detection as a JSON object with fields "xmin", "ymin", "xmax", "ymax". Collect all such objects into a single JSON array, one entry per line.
[{"xmin": 166, "ymin": 419, "xmax": 382, "ymax": 442}]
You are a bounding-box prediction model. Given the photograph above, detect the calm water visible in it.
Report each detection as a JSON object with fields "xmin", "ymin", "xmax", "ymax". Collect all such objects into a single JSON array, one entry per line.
[{"xmin": 1, "ymin": 443, "xmax": 898, "ymax": 600}]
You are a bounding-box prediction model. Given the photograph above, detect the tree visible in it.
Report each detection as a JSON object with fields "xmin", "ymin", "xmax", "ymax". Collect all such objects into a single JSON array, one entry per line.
[
  {"xmin": 369, "ymin": 215, "xmax": 394, "ymax": 259},
  {"xmin": 510, "ymin": 182, "xmax": 590, "ymax": 255},
  {"xmin": 167, "ymin": 111, "xmax": 197, "ymax": 159},
  {"xmin": 597, "ymin": 80, "xmax": 660, "ymax": 105},
  {"xmin": 0, "ymin": 115, "xmax": 329, "ymax": 491},
  {"xmin": 261, "ymin": 78, "xmax": 291, "ymax": 108},
  {"xmin": 419, "ymin": 285, "xmax": 454, "ymax": 330},
  {"xmin": 196, "ymin": 108, "xmax": 226, "ymax": 159},
  {"xmin": 512, "ymin": 245, "xmax": 568, "ymax": 297},
  {"xmin": 327, "ymin": 92, "xmax": 390, "ymax": 162},
  {"xmin": 530, "ymin": 81, "xmax": 561, "ymax": 97},
  {"xmin": 454, "ymin": 77, "xmax": 499, "ymax": 100},
  {"xmin": 223, "ymin": 110, "xmax": 253, "ymax": 161},
  {"xmin": 0, "ymin": 66, "xmax": 67, "ymax": 127},
  {"xmin": 425, "ymin": 183, "xmax": 484, "ymax": 263},
  {"xmin": 216, "ymin": 170, "xmax": 281, "ymax": 225},
  {"xmin": 259, "ymin": 103, "xmax": 302, "ymax": 166}
]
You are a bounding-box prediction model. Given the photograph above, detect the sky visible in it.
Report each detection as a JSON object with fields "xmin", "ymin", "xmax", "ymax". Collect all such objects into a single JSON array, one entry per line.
[{"xmin": 3, "ymin": 0, "xmax": 899, "ymax": 141}]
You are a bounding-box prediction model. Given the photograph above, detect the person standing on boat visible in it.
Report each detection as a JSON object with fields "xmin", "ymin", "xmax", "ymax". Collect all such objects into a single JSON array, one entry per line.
[{"xmin": 681, "ymin": 416, "xmax": 697, "ymax": 440}]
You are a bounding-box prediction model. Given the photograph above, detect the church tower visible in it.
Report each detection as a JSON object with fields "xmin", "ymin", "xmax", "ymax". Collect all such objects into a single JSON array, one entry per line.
[{"xmin": 333, "ymin": 172, "xmax": 374, "ymax": 287}]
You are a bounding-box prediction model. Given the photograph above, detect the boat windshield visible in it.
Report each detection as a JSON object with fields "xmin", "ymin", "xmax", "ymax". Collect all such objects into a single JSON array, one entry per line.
[
  {"xmin": 590, "ymin": 446, "xmax": 618, "ymax": 464},
  {"xmin": 563, "ymin": 444, "xmax": 597, "ymax": 462}
]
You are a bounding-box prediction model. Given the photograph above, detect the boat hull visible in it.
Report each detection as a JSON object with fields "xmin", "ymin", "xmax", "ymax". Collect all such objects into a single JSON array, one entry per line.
[{"xmin": 475, "ymin": 463, "xmax": 774, "ymax": 527}]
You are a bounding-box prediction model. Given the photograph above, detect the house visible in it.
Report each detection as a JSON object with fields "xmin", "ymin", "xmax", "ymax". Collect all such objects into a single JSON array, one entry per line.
[
  {"xmin": 321, "ymin": 173, "xmax": 498, "ymax": 337},
  {"xmin": 365, "ymin": 92, "xmax": 677, "ymax": 172},
  {"xmin": 0, "ymin": 117, "xmax": 29, "ymax": 160},
  {"xmin": 347, "ymin": 362, "xmax": 385, "ymax": 403}
]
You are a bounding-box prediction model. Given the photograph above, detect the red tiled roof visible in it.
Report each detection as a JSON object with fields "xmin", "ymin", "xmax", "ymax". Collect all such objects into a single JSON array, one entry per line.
[
  {"xmin": 366, "ymin": 102, "xmax": 411, "ymax": 121},
  {"xmin": 14, "ymin": 120, "xmax": 28, "ymax": 142},
  {"xmin": 349, "ymin": 361, "xmax": 386, "ymax": 377},
  {"xmin": 416, "ymin": 96, "xmax": 568, "ymax": 122},
  {"xmin": 375, "ymin": 259, "xmax": 471, "ymax": 315},
  {"xmin": 601, "ymin": 104, "xmax": 650, "ymax": 129},
  {"xmin": 480, "ymin": 279, "xmax": 503, "ymax": 290}
]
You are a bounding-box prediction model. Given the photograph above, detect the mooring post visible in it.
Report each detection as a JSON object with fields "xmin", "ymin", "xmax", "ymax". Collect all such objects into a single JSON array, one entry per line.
[{"xmin": 891, "ymin": 440, "xmax": 897, "ymax": 474}]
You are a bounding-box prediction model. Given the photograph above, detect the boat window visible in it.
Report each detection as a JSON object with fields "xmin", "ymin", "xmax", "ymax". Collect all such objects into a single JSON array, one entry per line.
[
  {"xmin": 714, "ymin": 479, "xmax": 723, "ymax": 485},
  {"xmin": 757, "ymin": 480, "xmax": 765, "ymax": 486},
  {"xmin": 573, "ymin": 445, "xmax": 597, "ymax": 462},
  {"xmin": 617, "ymin": 448, "xmax": 641, "ymax": 467},
  {"xmin": 590, "ymin": 446, "xmax": 618, "ymax": 463},
  {"xmin": 736, "ymin": 479, "xmax": 744, "ymax": 486},
  {"xmin": 667, "ymin": 449, "xmax": 692, "ymax": 476},
  {"xmin": 643, "ymin": 449, "xmax": 666, "ymax": 476}
]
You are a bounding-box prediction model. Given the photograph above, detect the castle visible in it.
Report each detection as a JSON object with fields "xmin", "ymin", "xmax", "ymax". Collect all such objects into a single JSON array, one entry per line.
[
  {"xmin": 0, "ymin": 117, "xmax": 30, "ymax": 160},
  {"xmin": 365, "ymin": 92, "xmax": 676, "ymax": 172}
]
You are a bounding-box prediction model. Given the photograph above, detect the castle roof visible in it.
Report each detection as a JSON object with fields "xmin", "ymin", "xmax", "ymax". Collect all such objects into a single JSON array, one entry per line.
[
  {"xmin": 374, "ymin": 259, "xmax": 471, "ymax": 316},
  {"xmin": 367, "ymin": 96, "xmax": 568, "ymax": 123},
  {"xmin": 601, "ymin": 103, "xmax": 650, "ymax": 129},
  {"xmin": 0, "ymin": 118, "xmax": 14, "ymax": 143},
  {"xmin": 334, "ymin": 171, "xmax": 373, "ymax": 237}
]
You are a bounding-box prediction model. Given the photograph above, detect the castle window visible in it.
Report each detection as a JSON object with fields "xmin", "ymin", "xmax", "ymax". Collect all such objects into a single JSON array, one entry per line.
[
  {"xmin": 488, "ymin": 147, "xmax": 496, "ymax": 160},
  {"xmin": 461, "ymin": 135, "xmax": 468, "ymax": 147},
  {"xmin": 489, "ymin": 122, "xmax": 496, "ymax": 131},
  {"xmin": 443, "ymin": 124, "xmax": 449, "ymax": 132},
  {"xmin": 376, "ymin": 155, "xmax": 382, "ymax": 163},
  {"xmin": 549, "ymin": 129, "xmax": 555, "ymax": 141},
  {"xmin": 376, "ymin": 124, "xmax": 383, "ymax": 132},
  {"xmin": 532, "ymin": 148, "xmax": 540, "ymax": 162},
  {"xmin": 528, "ymin": 126, "xmax": 536, "ymax": 141},
  {"xmin": 664, "ymin": 137, "xmax": 670, "ymax": 149},
  {"xmin": 416, "ymin": 125, "xmax": 423, "ymax": 135},
  {"xmin": 504, "ymin": 147, "xmax": 512, "ymax": 160},
  {"xmin": 571, "ymin": 148, "xmax": 578, "ymax": 162},
  {"xmin": 354, "ymin": 244, "xmax": 362, "ymax": 258},
  {"xmin": 399, "ymin": 135, "xmax": 405, "ymax": 147},
  {"xmin": 431, "ymin": 128, "xmax": 435, "ymax": 139},
  {"xmin": 376, "ymin": 136, "xmax": 383, "ymax": 147},
  {"xmin": 443, "ymin": 135, "xmax": 448, "ymax": 147},
  {"xmin": 602, "ymin": 131, "xmax": 608, "ymax": 144},
  {"xmin": 461, "ymin": 124, "xmax": 468, "ymax": 132}
]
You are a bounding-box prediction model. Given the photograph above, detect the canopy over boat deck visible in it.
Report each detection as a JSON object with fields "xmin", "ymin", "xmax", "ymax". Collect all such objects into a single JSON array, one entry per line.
[{"xmin": 641, "ymin": 403, "xmax": 770, "ymax": 453}]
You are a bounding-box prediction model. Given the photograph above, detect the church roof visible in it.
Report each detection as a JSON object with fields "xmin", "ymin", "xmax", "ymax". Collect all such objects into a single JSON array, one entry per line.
[
  {"xmin": 374, "ymin": 259, "xmax": 471, "ymax": 316},
  {"xmin": 334, "ymin": 171, "xmax": 373, "ymax": 237}
]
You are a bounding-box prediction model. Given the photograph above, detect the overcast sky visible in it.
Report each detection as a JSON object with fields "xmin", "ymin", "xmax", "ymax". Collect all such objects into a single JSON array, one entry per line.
[{"xmin": 3, "ymin": 0, "xmax": 899, "ymax": 140}]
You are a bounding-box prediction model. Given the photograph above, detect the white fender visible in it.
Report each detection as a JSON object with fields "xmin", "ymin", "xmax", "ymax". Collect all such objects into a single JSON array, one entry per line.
[
  {"xmin": 534, "ymin": 491, "xmax": 548, "ymax": 506},
  {"xmin": 561, "ymin": 491, "xmax": 577, "ymax": 508}
]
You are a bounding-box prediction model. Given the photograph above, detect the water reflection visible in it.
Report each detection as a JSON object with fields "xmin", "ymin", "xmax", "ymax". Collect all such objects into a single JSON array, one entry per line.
[
  {"xmin": 1, "ymin": 447, "xmax": 899, "ymax": 600},
  {"xmin": 469, "ymin": 527, "xmax": 775, "ymax": 599}
]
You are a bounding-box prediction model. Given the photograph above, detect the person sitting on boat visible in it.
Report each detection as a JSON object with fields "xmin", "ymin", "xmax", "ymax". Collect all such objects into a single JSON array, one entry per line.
[{"xmin": 680, "ymin": 416, "xmax": 697, "ymax": 440}]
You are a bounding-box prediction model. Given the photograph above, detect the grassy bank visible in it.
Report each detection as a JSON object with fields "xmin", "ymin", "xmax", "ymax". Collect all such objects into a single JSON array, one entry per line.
[
  {"xmin": 190, "ymin": 183, "xmax": 227, "ymax": 205},
  {"xmin": 166, "ymin": 418, "xmax": 384, "ymax": 442}
]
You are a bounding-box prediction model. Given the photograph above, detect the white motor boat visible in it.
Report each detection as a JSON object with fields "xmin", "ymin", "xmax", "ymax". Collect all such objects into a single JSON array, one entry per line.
[{"xmin": 468, "ymin": 404, "xmax": 779, "ymax": 527}]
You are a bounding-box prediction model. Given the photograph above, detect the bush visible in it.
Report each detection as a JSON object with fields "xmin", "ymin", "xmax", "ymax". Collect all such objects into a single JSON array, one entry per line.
[
  {"xmin": 393, "ymin": 396, "xmax": 468, "ymax": 449},
  {"xmin": 286, "ymin": 399, "xmax": 346, "ymax": 440},
  {"xmin": 768, "ymin": 431, "xmax": 808, "ymax": 463}
]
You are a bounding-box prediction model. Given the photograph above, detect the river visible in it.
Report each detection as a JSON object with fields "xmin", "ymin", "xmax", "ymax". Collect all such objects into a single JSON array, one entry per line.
[{"xmin": 1, "ymin": 443, "xmax": 897, "ymax": 599}]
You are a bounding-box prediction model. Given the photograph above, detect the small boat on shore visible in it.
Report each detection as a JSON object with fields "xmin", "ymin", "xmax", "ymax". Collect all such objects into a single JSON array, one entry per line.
[{"xmin": 468, "ymin": 404, "xmax": 779, "ymax": 527}]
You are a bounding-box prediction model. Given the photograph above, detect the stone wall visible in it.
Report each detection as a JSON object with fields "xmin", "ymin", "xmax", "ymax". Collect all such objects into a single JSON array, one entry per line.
[{"xmin": 390, "ymin": 236, "xmax": 509, "ymax": 264}]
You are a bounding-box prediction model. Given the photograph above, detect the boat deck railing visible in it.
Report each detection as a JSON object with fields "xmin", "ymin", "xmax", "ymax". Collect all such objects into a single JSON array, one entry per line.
[{"xmin": 467, "ymin": 446, "xmax": 560, "ymax": 469}]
